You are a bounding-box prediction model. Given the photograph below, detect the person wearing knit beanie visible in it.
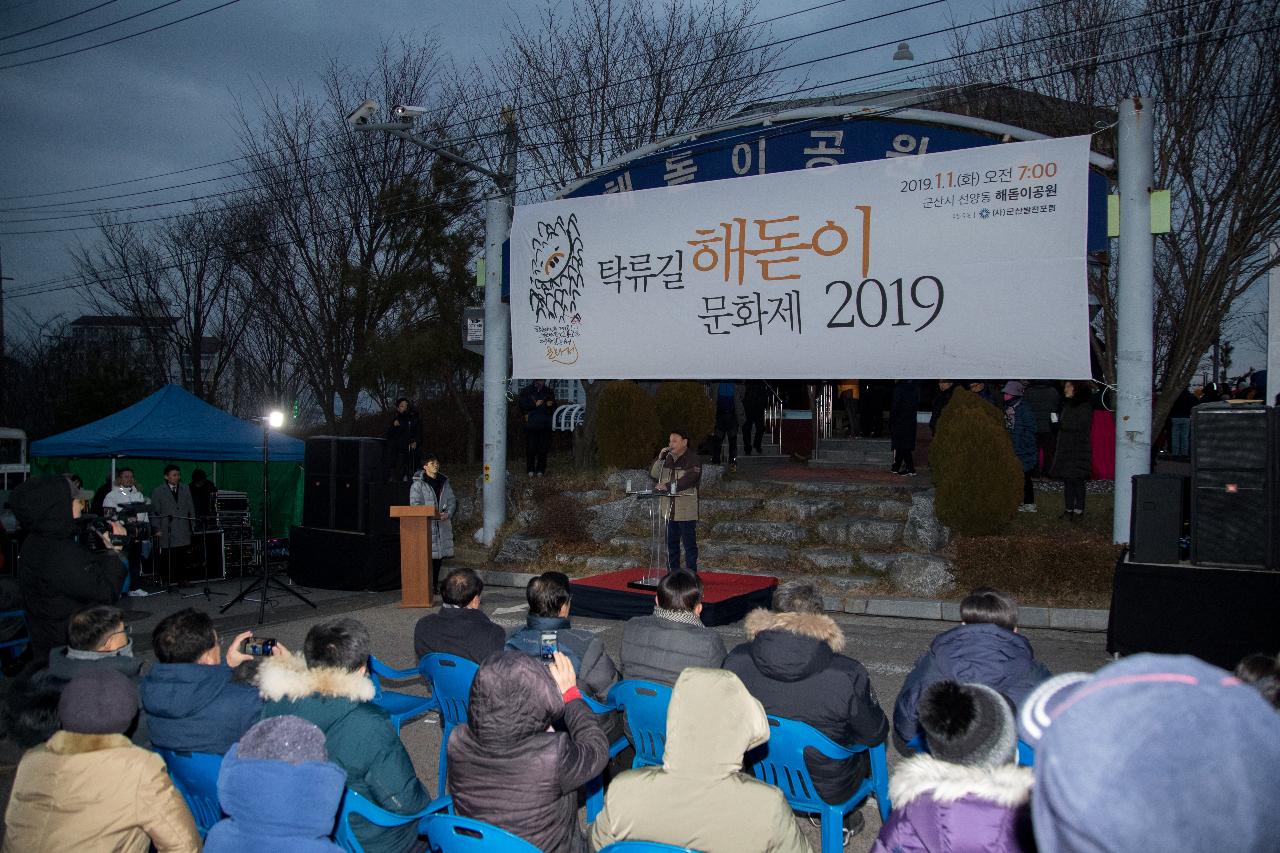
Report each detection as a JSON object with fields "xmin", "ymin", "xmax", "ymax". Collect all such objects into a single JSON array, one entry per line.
[
  {"xmin": 204, "ymin": 715, "xmax": 346, "ymax": 853},
  {"xmin": 4, "ymin": 669, "xmax": 200, "ymax": 852},
  {"xmin": 870, "ymin": 681, "xmax": 1034, "ymax": 853}
]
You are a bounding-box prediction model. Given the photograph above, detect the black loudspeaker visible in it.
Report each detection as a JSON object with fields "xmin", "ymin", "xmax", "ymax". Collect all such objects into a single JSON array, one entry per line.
[
  {"xmin": 1190, "ymin": 403, "xmax": 1276, "ymax": 570},
  {"xmin": 302, "ymin": 436, "xmax": 390, "ymax": 533},
  {"xmin": 1129, "ymin": 474, "xmax": 1184, "ymax": 565}
]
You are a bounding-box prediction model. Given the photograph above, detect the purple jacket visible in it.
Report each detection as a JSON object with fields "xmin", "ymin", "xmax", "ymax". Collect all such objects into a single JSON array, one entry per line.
[{"xmin": 870, "ymin": 755, "xmax": 1033, "ymax": 853}]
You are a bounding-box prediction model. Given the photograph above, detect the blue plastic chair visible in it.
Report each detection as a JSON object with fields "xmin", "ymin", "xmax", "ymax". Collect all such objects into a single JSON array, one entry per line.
[
  {"xmin": 579, "ymin": 689, "xmax": 631, "ymax": 823},
  {"xmin": 419, "ymin": 653, "xmax": 480, "ymax": 795},
  {"xmin": 421, "ymin": 813, "xmax": 541, "ymax": 853},
  {"xmin": 906, "ymin": 732, "xmax": 1035, "ymax": 767},
  {"xmin": 0, "ymin": 609, "xmax": 31, "ymax": 667},
  {"xmin": 747, "ymin": 716, "xmax": 891, "ymax": 853},
  {"xmin": 334, "ymin": 788, "xmax": 452, "ymax": 853},
  {"xmin": 598, "ymin": 843, "xmax": 698, "ymax": 852},
  {"xmin": 156, "ymin": 749, "xmax": 224, "ymax": 838},
  {"xmin": 369, "ymin": 655, "xmax": 438, "ymax": 734},
  {"xmin": 609, "ymin": 680, "xmax": 674, "ymax": 768}
]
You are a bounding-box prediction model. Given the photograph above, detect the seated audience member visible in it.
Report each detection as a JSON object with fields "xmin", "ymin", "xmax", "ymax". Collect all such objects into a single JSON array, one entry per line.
[
  {"xmin": 3, "ymin": 669, "xmax": 200, "ymax": 852},
  {"xmin": 258, "ymin": 617, "xmax": 431, "ymax": 853},
  {"xmin": 413, "ymin": 567, "xmax": 505, "ymax": 663},
  {"xmin": 723, "ymin": 580, "xmax": 888, "ymax": 838},
  {"xmin": 893, "ymin": 587, "xmax": 1049, "ymax": 749},
  {"xmin": 620, "ymin": 570, "xmax": 727, "ymax": 684},
  {"xmin": 507, "ymin": 571, "xmax": 619, "ymax": 700},
  {"xmin": 141, "ymin": 608, "xmax": 269, "ymax": 754},
  {"xmin": 590, "ymin": 668, "xmax": 810, "ymax": 853},
  {"xmin": 1, "ymin": 605, "xmax": 144, "ymax": 748},
  {"xmin": 205, "ymin": 716, "xmax": 346, "ymax": 853},
  {"xmin": 870, "ymin": 681, "xmax": 1032, "ymax": 853},
  {"xmin": 1019, "ymin": 654, "xmax": 1280, "ymax": 853},
  {"xmin": 448, "ymin": 650, "xmax": 609, "ymax": 853},
  {"xmin": 1235, "ymin": 652, "xmax": 1280, "ymax": 710}
]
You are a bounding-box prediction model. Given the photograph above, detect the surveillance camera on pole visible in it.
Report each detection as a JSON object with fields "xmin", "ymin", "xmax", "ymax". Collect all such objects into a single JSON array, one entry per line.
[
  {"xmin": 346, "ymin": 99, "xmax": 379, "ymax": 127},
  {"xmin": 392, "ymin": 104, "xmax": 428, "ymax": 124}
]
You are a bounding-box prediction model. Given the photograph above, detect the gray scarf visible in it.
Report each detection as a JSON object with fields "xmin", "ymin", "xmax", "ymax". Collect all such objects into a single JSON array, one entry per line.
[{"xmin": 654, "ymin": 606, "xmax": 702, "ymax": 626}]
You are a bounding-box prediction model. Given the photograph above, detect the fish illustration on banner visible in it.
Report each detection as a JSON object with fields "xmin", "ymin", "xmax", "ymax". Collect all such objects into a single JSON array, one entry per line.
[{"xmin": 529, "ymin": 213, "xmax": 584, "ymax": 365}]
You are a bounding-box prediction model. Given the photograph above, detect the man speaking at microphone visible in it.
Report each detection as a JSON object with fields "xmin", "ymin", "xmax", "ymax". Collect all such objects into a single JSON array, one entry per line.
[{"xmin": 649, "ymin": 430, "xmax": 702, "ymax": 573}]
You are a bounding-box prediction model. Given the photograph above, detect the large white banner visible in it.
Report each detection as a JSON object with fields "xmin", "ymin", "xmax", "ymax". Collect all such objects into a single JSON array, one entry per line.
[{"xmin": 510, "ymin": 135, "xmax": 1092, "ymax": 379}]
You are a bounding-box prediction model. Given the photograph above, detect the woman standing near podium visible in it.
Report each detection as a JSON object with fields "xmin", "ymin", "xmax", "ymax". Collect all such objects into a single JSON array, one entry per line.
[{"xmin": 410, "ymin": 454, "xmax": 456, "ymax": 583}]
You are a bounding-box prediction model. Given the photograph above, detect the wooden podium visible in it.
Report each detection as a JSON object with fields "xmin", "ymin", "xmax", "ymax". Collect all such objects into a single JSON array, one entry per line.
[{"xmin": 390, "ymin": 505, "xmax": 437, "ymax": 607}]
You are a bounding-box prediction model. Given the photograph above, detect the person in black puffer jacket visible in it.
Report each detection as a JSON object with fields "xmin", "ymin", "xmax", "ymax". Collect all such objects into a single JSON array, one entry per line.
[
  {"xmin": 723, "ymin": 581, "xmax": 888, "ymax": 820},
  {"xmin": 1050, "ymin": 380, "xmax": 1094, "ymax": 517},
  {"xmin": 447, "ymin": 650, "xmax": 609, "ymax": 853},
  {"xmin": 10, "ymin": 475, "xmax": 127, "ymax": 664},
  {"xmin": 893, "ymin": 587, "xmax": 1050, "ymax": 747}
]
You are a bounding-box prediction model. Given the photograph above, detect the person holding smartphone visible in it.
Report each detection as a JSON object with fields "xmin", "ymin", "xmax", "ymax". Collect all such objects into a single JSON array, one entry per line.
[
  {"xmin": 141, "ymin": 608, "xmax": 286, "ymax": 755},
  {"xmin": 448, "ymin": 650, "xmax": 609, "ymax": 853}
]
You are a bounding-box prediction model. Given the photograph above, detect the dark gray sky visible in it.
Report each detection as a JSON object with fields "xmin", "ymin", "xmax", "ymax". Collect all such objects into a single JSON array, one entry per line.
[{"xmin": 0, "ymin": 0, "xmax": 958, "ymax": 333}]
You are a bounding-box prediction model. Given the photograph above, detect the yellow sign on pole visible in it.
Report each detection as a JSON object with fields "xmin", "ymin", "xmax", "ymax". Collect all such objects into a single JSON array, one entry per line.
[{"xmin": 1149, "ymin": 190, "xmax": 1171, "ymax": 234}]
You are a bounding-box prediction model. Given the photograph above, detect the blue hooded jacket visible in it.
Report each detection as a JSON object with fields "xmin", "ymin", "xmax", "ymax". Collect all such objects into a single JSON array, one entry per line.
[
  {"xmin": 204, "ymin": 742, "xmax": 347, "ymax": 853},
  {"xmin": 140, "ymin": 662, "xmax": 263, "ymax": 753},
  {"xmin": 893, "ymin": 623, "xmax": 1049, "ymax": 744}
]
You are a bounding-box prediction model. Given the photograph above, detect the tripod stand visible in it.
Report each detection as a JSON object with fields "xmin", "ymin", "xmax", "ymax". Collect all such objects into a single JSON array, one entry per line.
[
  {"xmin": 221, "ymin": 414, "xmax": 315, "ymax": 623},
  {"xmin": 181, "ymin": 519, "xmax": 226, "ymax": 601}
]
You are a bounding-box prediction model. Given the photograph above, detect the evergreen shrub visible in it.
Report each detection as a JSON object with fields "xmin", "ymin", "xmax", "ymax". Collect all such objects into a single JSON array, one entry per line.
[
  {"xmin": 595, "ymin": 381, "xmax": 661, "ymax": 468},
  {"xmin": 654, "ymin": 381, "xmax": 714, "ymax": 445},
  {"xmin": 931, "ymin": 387, "xmax": 1022, "ymax": 535}
]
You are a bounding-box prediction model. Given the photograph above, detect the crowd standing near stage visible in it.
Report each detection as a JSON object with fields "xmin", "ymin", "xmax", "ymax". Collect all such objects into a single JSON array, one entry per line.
[{"xmin": 0, "ymin": 560, "xmax": 1276, "ymax": 852}]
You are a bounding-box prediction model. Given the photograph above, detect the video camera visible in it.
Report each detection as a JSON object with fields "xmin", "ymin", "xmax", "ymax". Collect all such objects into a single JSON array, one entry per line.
[{"xmin": 80, "ymin": 502, "xmax": 150, "ymax": 552}]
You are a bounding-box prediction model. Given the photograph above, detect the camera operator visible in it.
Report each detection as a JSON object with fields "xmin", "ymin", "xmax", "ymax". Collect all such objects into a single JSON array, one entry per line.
[
  {"xmin": 9, "ymin": 476, "xmax": 128, "ymax": 664},
  {"xmin": 103, "ymin": 467, "xmax": 151, "ymax": 596}
]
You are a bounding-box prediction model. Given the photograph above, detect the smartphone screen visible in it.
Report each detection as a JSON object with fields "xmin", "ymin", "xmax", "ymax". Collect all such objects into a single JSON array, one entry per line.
[
  {"xmin": 539, "ymin": 631, "xmax": 558, "ymax": 662},
  {"xmin": 240, "ymin": 636, "xmax": 276, "ymax": 656}
]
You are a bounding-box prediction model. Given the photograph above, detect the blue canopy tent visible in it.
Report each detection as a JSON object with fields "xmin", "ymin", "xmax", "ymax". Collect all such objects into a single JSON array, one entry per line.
[{"xmin": 31, "ymin": 385, "xmax": 304, "ymax": 533}]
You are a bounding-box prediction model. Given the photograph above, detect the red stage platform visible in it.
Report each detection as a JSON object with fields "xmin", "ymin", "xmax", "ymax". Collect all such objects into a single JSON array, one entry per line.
[{"xmin": 570, "ymin": 568, "xmax": 777, "ymax": 626}]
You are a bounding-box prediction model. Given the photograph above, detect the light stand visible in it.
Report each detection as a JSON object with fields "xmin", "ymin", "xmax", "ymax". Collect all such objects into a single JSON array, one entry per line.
[{"xmin": 220, "ymin": 410, "xmax": 316, "ymax": 623}]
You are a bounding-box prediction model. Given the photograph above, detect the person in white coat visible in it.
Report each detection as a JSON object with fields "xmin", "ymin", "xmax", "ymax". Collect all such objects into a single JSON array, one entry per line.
[{"xmin": 409, "ymin": 455, "xmax": 456, "ymax": 588}]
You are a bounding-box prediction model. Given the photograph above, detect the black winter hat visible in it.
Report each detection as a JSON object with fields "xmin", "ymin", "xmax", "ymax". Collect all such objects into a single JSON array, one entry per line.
[
  {"xmin": 58, "ymin": 668, "xmax": 137, "ymax": 735},
  {"xmin": 918, "ymin": 680, "xmax": 1016, "ymax": 768}
]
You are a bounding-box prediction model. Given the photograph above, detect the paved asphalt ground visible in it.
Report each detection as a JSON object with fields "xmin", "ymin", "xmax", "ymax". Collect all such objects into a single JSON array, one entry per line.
[{"xmin": 1, "ymin": 576, "xmax": 1111, "ymax": 852}]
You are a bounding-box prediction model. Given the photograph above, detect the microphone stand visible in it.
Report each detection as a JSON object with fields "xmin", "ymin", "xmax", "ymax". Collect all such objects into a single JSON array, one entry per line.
[{"xmin": 178, "ymin": 514, "xmax": 226, "ymax": 601}]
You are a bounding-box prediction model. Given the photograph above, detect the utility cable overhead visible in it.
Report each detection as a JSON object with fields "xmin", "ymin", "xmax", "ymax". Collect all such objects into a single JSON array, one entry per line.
[
  {"xmin": 0, "ymin": 0, "xmax": 186, "ymax": 56},
  {"xmin": 0, "ymin": 0, "xmax": 124, "ymax": 41},
  {"xmin": 0, "ymin": 0, "xmax": 1153, "ymax": 219},
  {"xmin": 6, "ymin": 12, "xmax": 1272, "ymax": 298},
  {"xmin": 0, "ymin": 0, "xmax": 242, "ymax": 70},
  {"xmin": 0, "ymin": 0, "xmax": 1247, "ymax": 228},
  {"xmin": 0, "ymin": 0, "xmax": 894, "ymax": 199}
]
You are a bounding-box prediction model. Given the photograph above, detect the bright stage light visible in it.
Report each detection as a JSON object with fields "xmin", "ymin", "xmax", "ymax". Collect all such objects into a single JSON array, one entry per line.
[{"xmin": 267, "ymin": 410, "xmax": 285, "ymax": 429}]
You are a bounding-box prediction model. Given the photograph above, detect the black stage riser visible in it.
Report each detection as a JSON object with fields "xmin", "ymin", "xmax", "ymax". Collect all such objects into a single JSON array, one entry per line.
[
  {"xmin": 288, "ymin": 526, "xmax": 401, "ymax": 592},
  {"xmin": 1108, "ymin": 556, "xmax": 1280, "ymax": 669}
]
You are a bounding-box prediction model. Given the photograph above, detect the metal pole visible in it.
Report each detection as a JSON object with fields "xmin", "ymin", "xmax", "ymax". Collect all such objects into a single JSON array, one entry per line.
[
  {"xmin": 0, "ymin": 244, "xmax": 11, "ymax": 416},
  {"xmin": 481, "ymin": 110, "xmax": 518, "ymax": 546},
  {"xmin": 1267, "ymin": 240, "xmax": 1278, "ymax": 405},
  {"xmin": 1112, "ymin": 96, "xmax": 1156, "ymax": 545}
]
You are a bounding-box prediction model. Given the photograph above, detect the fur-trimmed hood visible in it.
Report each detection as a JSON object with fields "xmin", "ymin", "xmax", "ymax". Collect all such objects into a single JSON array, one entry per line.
[
  {"xmin": 743, "ymin": 608, "xmax": 847, "ymax": 683},
  {"xmin": 256, "ymin": 657, "xmax": 376, "ymax": 704},
  {"xmin": 890, "ymin": 754, "xmax": 1033, "ymax": 809},
  {"xmin": 744, "ymin": 608, "xmax": 845, "ymax": 652}
]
